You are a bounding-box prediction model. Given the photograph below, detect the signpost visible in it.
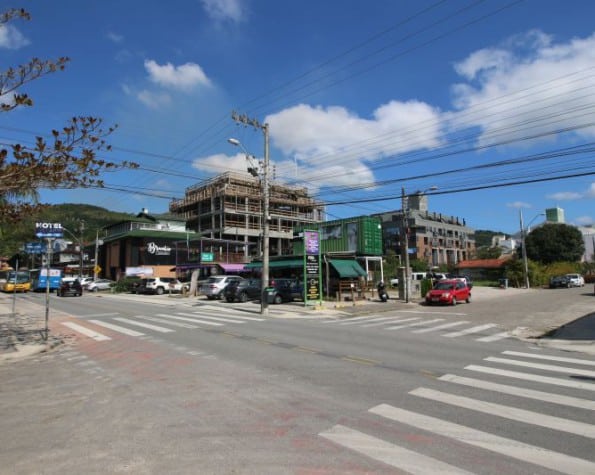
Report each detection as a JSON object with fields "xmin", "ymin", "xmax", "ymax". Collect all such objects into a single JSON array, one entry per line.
[
  {"xmin": 303, "ymin": 230, "xmax": 322, "ymax": 306},
  {"xmin": 34, "ymin": 222, "xmax": 62, "ymax": 340}
]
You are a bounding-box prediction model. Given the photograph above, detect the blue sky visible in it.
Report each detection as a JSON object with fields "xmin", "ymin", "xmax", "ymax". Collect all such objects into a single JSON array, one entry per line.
[{"xmin": 2, "ymin": 0, "xmax": 594, "ymax": 235}]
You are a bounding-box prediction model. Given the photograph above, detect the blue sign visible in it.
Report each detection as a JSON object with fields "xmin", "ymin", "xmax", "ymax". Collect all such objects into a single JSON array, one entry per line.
[{"xmin": 25, "ymin": 242, "xmax": 46, "ymax": 254}]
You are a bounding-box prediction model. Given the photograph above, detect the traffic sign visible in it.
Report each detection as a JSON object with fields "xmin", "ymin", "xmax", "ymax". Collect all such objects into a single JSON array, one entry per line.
[{"xmin": 25, "ymin": 242, "xmax": 46, "ymax": 254}]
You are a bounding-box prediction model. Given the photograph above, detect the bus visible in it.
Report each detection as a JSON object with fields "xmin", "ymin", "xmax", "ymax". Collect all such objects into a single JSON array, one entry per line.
[
  {"xmin": 30, "ymin": 268, "xmax": 62, "ymax": 292},
  {"xmin": 0, "ymin": 269, "xmax": 32, "ymax": 293}
]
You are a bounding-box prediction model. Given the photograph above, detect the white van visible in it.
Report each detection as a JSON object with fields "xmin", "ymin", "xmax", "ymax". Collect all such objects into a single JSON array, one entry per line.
[{"xmin": 411, "ymin": 272, "xmax": 431, "ymax": 281}]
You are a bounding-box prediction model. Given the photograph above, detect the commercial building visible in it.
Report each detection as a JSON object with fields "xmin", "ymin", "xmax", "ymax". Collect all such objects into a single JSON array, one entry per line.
[{"xmin": 373, "ymin": 192, "xmax": 475, "ymax": 268}]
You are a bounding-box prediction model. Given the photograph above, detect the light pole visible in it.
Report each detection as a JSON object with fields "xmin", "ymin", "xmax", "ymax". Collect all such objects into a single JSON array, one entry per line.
[
  {"xmin": 519, "ymin": 211, "xmax": 544, "ymax": 289},
  {"xmin": 62, "ymin": 222, "xmax": 85, "ymax": 279},
  {"xmin": 228, "ymin": 120, "xmax": 270, "ymax": 316},
  {"xmin": 401, "ymin": 186, "xmax": 438, "ymax": 303}
]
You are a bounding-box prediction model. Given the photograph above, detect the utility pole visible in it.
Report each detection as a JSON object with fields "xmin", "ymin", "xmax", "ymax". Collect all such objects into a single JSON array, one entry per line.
[
  {"xmin": 231, "ymin": 111, "xmax": 270, "ymax": 316},
  {"xmin": 401, "ymin": 187, "xmax": 410, "ymax": 303},
  {"xmin": 79, "ymin": 220, "xmax": 85, "ymax": 279},
  {"xmin": 520, "ymin": 209, "xmax": 530, "ymax": 289}
]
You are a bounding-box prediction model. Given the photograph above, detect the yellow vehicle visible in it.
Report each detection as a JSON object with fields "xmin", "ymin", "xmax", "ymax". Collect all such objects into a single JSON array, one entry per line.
[{"xmin": 0, "ymin": 269, "xmax": 32, "ymax": 293}]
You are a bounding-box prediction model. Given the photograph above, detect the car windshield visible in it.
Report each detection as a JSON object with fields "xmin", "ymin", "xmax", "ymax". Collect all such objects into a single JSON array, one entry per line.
[
  {"xmin": 434, "ymin": 281, "xmax": 455, "ymax": 290},
  {"xmin": 207, "ymin": 277, "xmax": 224, "ymax": 283}
]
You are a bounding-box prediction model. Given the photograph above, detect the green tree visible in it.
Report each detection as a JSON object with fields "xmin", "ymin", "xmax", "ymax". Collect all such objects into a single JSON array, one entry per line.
[
  {"xmin": 476, "ymin": 246, "xmax": 502, "ymax": 259},
  {"xmin": 0, "ymin": 8, "xmax": 137, "ymax": 223},
  {"xmin": 524, "ymin": 223, "xmax": 585, "ymax": 264}
]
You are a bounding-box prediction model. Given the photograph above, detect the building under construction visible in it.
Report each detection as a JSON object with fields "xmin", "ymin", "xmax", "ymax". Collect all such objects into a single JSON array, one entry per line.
[{"xmin": 169, "ymin": 172, "xmax": 325, "ymax": 260}]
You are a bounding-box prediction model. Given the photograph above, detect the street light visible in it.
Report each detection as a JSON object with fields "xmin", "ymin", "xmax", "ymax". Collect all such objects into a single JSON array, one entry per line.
[
  {"xmin": 519, "ymin": 211, "xmax": 544, "ymax": 289},
  {"xmin": 401, "ymin": 186, "xmax": 438, "ymax": 303},
  {"xmin": 62, "ymin": 222, "xmax": 85, "ymax": 279},
  {"xmin": 228, "ymin": 134, "xmax": 270, "ymax": 316}
]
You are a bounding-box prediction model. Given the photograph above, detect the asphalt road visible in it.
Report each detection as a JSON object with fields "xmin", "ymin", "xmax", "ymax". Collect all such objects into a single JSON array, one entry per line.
[{"xmin": 1, "ymin": 289, "xmax": 594, "ymax": 474}]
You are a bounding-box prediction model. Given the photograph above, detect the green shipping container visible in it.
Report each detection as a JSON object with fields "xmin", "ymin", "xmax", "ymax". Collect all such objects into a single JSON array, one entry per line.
[{"xmin": 293, "ymin": 216, "xmax": 383, "ymax": 256}]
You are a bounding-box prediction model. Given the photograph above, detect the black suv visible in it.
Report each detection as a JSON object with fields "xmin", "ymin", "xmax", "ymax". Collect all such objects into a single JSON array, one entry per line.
[
  {"xmin": 57, "ymin": 279, "xmax": 83, "ymax": 297},
  {"xmin": 224, "ymin": 278, "xmax": 262, "ymax": 303},
  {"xmin": 267, "ymin": 278, "xmax": 304, "ymax": 304}
]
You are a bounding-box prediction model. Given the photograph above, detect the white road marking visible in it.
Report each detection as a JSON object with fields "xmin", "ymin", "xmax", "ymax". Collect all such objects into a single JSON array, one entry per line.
[
  {"xmin": 61, "ymin": 322, "xmax": 111, "ymax": 341},
  {"xmin": 340, "ymin": 316, "xmax": 396, "ymax": 325},
  {"xmin": 176, "ymin": 312, "xmax": 246, "ymax": 324},
  {"xmin": 155, "ymin": 313, "xmax": 223, "ymax": 326},
  {"xmin": 413, "ymin": 321, "xmax": 469, "ymax": 333},
  {"xmin": 89, "ymin": 320, "xmax": 145, "ymax": 336},
  {"xmin": 387, "ymin": 318, "xmax": 442, "ymax": 330},
  {"xmin": 465, "ymin": 365, "xmax": 595, "ymax": 391},
  {"xmin": 443, "ymin": 323, "xmax": 499, "ymax": 338},
  {"xmin": 410, "ymin": 387, "xmax": 595, "ymax": 439},
  {"xmin": 484, "ymin": 357, "xmax": 595, "ymax": 378},
  {"xmin": 370, "ymin": 404, "xmax": 595, "ymax": 475},
  {"xmin": 501, "ymin": 351, "xmax": 595, "ymax": 366},
  {"xmin": 476, "ymin": 331, "xmax": 509, "ymax": 342},
  {"xmin": 134, "ymin": 315, "xmax": 198, "ymax": 329},
  {"xmin": 360, "ymin": 317, "xmax": 408, "ymax": 327},
  {"xmin": 319, "ymin": 424, "xmax": 474, "ymax": 475},
  {"xmin": 113, "ymin": 317, "xmax": 175, "ymax": 333},
  {"xmin": 439, "ymin": 374, "xmax": 595, "ymax": 411}
]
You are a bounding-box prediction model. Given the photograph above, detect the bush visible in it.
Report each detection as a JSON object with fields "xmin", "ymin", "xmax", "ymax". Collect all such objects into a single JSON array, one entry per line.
[{"xmin": 111, "ymin": 276, "xmax": 141, "ymax": 293}]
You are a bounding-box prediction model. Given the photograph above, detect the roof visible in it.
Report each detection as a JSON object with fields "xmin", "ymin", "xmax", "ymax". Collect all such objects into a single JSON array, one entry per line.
[
  {"xmin": 102, "ymin": 229, "xmax": 196, "ymax": 243},
  {"xmin": 457, "ymin": 258, "xmax": 512, "ymax": 269}
]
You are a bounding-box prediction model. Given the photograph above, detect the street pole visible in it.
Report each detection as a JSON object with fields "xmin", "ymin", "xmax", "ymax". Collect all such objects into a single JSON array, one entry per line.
[
  {"xmin": 231, "ymin": 111, "xmax": 270, "ymax": 316},
  {"xmin": 401, "ymin": 187, "xmax": 410, "ymax": 303},
  {"xmin": 520, "ymin": 209, "xmax": 530, "ymax": 289},
  {"xmin": 94, "ymin": 229, "xmax": 99, "ymax": 282},
  {"xmin": 79, "ymin": 220, "xmax": 85, "ymax": 279}
]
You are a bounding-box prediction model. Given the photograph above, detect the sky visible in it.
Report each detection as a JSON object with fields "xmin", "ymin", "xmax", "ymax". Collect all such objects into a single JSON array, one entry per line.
[{"xmin": 2, "ymin": 0, "xmax": 594, "ymax": 235}]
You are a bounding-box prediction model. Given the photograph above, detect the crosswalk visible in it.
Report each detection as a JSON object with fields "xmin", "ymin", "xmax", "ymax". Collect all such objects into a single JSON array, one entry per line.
[
  {"xmin": 320, "ymin": 349, "xmax": 595, "ymax": 474},
  {"xmin": 321, "ymin": 312, "xmax": 510, "ymax": 342},
  {"xmin": 61, "ymin": 308, "xmax": 265, "ymax": 342}
]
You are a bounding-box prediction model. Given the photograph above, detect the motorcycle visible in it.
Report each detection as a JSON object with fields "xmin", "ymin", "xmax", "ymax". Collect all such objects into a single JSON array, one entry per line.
[{"xmin": 377, "ymin": 281, "xmax": 388, "ymax": 302}]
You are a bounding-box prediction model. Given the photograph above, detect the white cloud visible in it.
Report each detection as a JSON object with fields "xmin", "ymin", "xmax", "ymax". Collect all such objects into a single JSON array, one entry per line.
[
  {"xmin": 144, "ymin": 60, "xmax": 211, "ymax": 91},
  {"xmin": 106, "ymin": 31, "xmax": 123, "ymax": 43},
  {"xmin": 0, "ymin": 24, "xmax": 30, "ymax": 49},
  {"xmin": 136, "ymin": 89, "xmax": 172, "ymax": 109},
  {"xmin": 547, "ymin": 191, "xmax": 582, "ymax": 201},
  {"xmin": 507, "ymin": 201, "xmax": 532, "ymax": 209},
  {"xmin": 263, "ymin": 101, "xmax": 442, "ymax": 188},
  {"xmin": 449, "ymin": 30, "xmax": 595, "ymax": 144},
  {"xmin": 192, "ymin": 152, "xmax": 254, "ymax": 175},
  {"xmin": 587, "ymin": 182, "xmax": 595, "ymax": 198},
  {"xmin": 201, "ymin": 0, "xmax": 246, "ymax": 23}
]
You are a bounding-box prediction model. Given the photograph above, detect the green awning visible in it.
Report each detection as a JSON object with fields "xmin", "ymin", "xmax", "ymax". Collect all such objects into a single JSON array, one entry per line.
[
  {"xmin": 329, "ymin": 259, "xmax": 367, "ymax": 278},
  {"xmin": 245, "ymin": 259, "xmax": 304, "ymax": 269}
]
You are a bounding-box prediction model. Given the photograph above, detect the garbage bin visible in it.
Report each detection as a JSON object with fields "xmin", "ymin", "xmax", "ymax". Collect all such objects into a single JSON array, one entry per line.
[{"xmin": 499, "ymin": 278, "xmax": 508, "ymax": 289}]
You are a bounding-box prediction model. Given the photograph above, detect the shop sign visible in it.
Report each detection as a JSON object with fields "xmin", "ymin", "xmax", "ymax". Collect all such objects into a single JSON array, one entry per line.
[{"xmin": 147, "ymin": 242, "xmax": 172, "ymax": 255}]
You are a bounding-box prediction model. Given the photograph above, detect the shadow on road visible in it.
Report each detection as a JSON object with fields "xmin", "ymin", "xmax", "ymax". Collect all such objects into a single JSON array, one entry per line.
[{"xmin": 542, "ymin": 312, "xmax": 595, "ymax": 341}]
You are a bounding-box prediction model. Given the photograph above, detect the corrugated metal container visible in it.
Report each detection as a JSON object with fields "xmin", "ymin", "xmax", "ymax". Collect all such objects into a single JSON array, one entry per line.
[{"xmin": 293, "ymin": 216, "xmax": 383, "ymax": 255}]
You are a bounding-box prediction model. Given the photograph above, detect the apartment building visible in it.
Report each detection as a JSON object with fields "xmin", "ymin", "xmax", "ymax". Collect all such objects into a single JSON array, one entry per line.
[
  {"xmin": 373, "ymin": 192, "xmax": 475, "ymax": 267},
  {"xmin": 169, "ymin": 171, "xmax": 325, "ymax": 259}
]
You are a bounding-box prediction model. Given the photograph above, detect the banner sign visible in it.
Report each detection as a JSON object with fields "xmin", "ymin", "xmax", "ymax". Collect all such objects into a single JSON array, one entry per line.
[
  {"xmin": 35, "ymin": 222, "xmax": 63, "ymax": 238},
  {"xmin": 201, "ymin": 252, "xmax": 214, "ymax": 262}
]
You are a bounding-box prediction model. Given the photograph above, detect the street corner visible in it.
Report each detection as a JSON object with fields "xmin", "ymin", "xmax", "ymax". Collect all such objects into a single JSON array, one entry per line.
[{"xmin": 0, "ymin": 338, "xmax": 62, "ymax": 364}]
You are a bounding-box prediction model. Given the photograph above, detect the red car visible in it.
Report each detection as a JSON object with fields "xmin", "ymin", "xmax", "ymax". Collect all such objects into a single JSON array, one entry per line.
[{"xmin": 425, "ymin": 279, "xmax": 471, "ymax": 306}]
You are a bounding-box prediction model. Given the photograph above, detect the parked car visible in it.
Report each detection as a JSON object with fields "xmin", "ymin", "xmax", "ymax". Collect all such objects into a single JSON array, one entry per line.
[
  {"xmin": 549, "ymin": 275, "xmax": 571, "ymax": 288},
  {"xmin": 267, "ymin": 278, "xmax": 304, "ymax": 304},
  {"xmin": 86, "ymin": 279, "xmax": 114, "ymax": 292},
  {"xmin": 566, "ymin": 273, "xmax": 585, "ymax": 287},
  {"xmin": 425, "ymin": 279, "xmax": 471, "ymax": 306},
  {"xmin": 79, "ymin": 277, "xmax": 94, "ymax": 289},
  {"xmin": 389, "ymin": 277, "xmax": 399, "ymax": 288},
  {"xmin": 168, "ymin": 279, "xmax": 189, "ymax": 293},
  {"xmin": 136, "ymin": 277, "xmax": 179, "ymax": 295},
  {"xmin": 56, "ymin": 279, "xmax": 83, "ymax": 297},
  {"xmin": 224, "ymin": 278, "xmax": 262, "ymax": 303},
  {"xmin": 200, "ymin": 275, "xmax": 244, "ymax": 300}
]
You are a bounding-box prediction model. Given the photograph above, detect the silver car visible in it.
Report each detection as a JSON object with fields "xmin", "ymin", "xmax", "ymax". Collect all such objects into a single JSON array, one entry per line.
[{"xmin": 200, "ymin": 275, "xmax": 244, "ymax": 300}]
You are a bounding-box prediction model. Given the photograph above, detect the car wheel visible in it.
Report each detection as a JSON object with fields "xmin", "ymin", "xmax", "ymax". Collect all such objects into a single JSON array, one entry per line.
[
  {"xmin": 273, "ymin": 294, "xmax": 283, "ymax": 305},
  {"xmin": 466, "ymin": 294, "xmax": 471, "ymax": 303},
  {"xmin": 239, "ymin": 292, "xmax": 248, "ymax": 303},
  {"xmin": 226, "ymin": 297, "xmax": 234, "ymax": 303},
  {"xmin": 206, "ymin": 295, "xmax": 214, "ymax": 300},
  {"xmin": 156, "ymin": 287, "xmax": 164, "ymax": 295},
  {"xmin": 451, "ymin": 297, "xmax": 458, "ymax": 306}
]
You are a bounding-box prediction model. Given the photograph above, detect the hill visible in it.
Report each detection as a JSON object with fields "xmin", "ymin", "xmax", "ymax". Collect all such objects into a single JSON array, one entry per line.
[{"xmin": 0, "ymin": 204, "xmax": 134, "ymax": 256}]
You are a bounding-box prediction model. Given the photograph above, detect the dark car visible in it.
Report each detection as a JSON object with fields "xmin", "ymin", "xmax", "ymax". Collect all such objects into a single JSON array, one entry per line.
[
  {"xmin": 224, "ymin": 278, "xmax": 262, "ymax": 303},
  {"xmin": 267, "ymin": 278, "xmax": 304, "ymax": 304},
  {"xmin": 56, "ymin": 279, "xmax": 83, "ymax": 297},
  {"xmin": 549, "ymin": 275, "xmax": 571, "ymax": 288}
]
